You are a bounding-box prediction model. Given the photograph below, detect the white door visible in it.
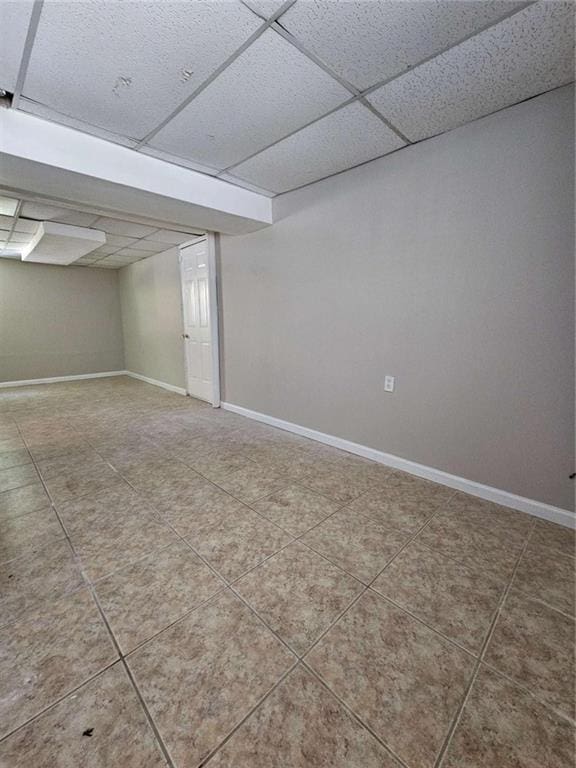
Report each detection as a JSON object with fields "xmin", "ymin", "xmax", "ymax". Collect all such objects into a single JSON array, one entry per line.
[{"xmin": 180, "ymin": 240, "xmax": 213, "ymax": 402}]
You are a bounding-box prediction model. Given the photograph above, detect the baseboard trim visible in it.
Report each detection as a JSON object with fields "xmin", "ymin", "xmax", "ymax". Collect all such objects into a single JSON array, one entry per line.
[
  {"xmin": 222, "ymin": 401, "xmax": 575, "ymax": 530},
  {"xmin": 0, "ymin": 371, "xmax": 127, "ymax": 389},
  {"xmin": 125, "ymin": 371, "xmax": 187, "ymax": 396}
]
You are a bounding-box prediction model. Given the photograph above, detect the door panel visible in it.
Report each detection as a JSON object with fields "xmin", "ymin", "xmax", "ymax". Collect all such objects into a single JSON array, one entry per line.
[{"xmin": 180, "ymin": 240, "xmax": 212, "ymax": 402}]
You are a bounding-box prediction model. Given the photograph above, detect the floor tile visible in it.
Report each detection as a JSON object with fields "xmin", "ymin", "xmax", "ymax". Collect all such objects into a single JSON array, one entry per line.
[
  {"xmin": 179, "ymin": 447, "xmax": 257, "ymax": 483},
  {"xmin": 445, "ymin": 492, "xmax": 533, "ymax": 544},
  {"xmin": 44, "ymin": 464, "xmax": 129, "ymax": 504},
  {"xmin": 28, "ymin": 438, "xmax": 95, "ymax": 462},
  {"xmin": 417, "ymin": 509, "xmax": 522, "ymax": 582},
  {"xmin": 0, "ymin": 506, "xmax": 65, "ymax": 564},
  {"xmin": 529, "ymin": 519, "xmax": 575, "ymax": 559},
  {"xmin": 120, "ymin": 458, "xmax": 205, "ymax": 496},
  {"xmin": 0, "ymin": 463, "xmax": 38, "ymax": 494},
  {"xmin": 307, "ymin": 590, "xmax": 474, "ymax": 768},
  {"xmin": 443, "ymin": 666, "xmax": 576, "ymax": 768},
  {"xmin": 252, "ymin": 484, "xmax": 340, "ymax": 536},
  {"xmin": 0, "ymin": 663, "xmax": 166, "ymax": 768},
  {"xmin": 188, "ymin": 505, "xmax": 292, "ymax": 582},
  {"xmin": 216, "ymin": 465, "xmax": 290, "ymax": 503},
  {"xmin": 344, "ymin": 472, "xmax": 453, "ymax": 533},
  {"xmin": 128, "ymin": 590, "xmax": 294, "ymax": 768},
  {"xmin": 372, "ymin": 540, "xmax": 504, "ymax": 653},
  {"xmin": 484, "ymin": 590, "xmax": 575, "ymax": 720},
  {"xmin": 208, "ymin": 666, "xmax": 401, "ymax": 768},
  {"xmin": 143, "ymin": 478, "xmax": 229, "ymax": 534},
  {"xmin": 0, "ymin": 482, "xmax": 50, "ymax": 521},
  {"xmin": 96, "ymin": 542, "xmax": 224, "ymax": 653},
  {"xmin": 0, "ymin": 539, "xmax": 85, "ymax": 627},
  {"xmin": 235, "ymin": 541, "xmax": 362, "ymax": 655},
  {"xmin": 0, "ymin": 590, "xmax": 118, "ymax": 739},
  {"xmin": 57, "ymin": 485, "xmax": 159, "ymax": 534},
  {"xmin": 35, "ymin": 449, "xmax": 107, "ymax": 479},
  {"xmin": 0, "ymin": 448, "xmax": 31, "ymax": 471},
  {"xmin": 301, "ymin": 507, "xmax": 408, "ymax": 583},
  {"xmin": 0, "ymin": 435, "xmax": 26, "ymax": 452},
  {"xmin": 512, "ymin": 542, "xmax": 575, "ymax": 616},
  {"xmin": 300, "ymin": 468, "xmax": 369, "ymax": 504}
]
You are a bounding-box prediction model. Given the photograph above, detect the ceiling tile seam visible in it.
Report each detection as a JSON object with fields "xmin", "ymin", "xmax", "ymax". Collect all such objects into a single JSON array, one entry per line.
[
  {"xmin": 218, "ymin": 0, "xmax": 539, "ymax": 174},
  {"xmin": 11, "ymin": 0, "xmax": 44, "ymax": 110},
  {"xmin": 135, "ymin": 0, "xmax": 298, "ymax": 148},
  {"xmin": 358, "ymin": 98, "xmax": 411, "ymax": 145},
  {"xmin": 0, "ymin": 201, "xmax": 24, "ymax": 255}
]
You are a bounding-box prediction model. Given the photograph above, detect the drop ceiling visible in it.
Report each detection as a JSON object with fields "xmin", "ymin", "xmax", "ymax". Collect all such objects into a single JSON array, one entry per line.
[
  {"xmin": 1, "ymin": 0, "xmax": 573, "ymax": 195},
  {"xmin": 0, "ymin": 195, "xmax": 203, "ymax": 268}
]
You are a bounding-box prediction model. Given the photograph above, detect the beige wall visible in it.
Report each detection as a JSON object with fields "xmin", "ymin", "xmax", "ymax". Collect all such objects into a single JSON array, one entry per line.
[
  {"xmin": 219, "ymin": 86, "xmax": 575, "ymax": 511},
  {"xmin": 0, "ymin": 260, "xmax": 124, "ymax": 382},
  {"xmin": 118, "ymin": 247, "xmax": 186, "ymax": 390}
]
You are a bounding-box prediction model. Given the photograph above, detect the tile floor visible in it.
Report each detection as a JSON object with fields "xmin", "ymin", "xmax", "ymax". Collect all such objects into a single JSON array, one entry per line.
[{"xmin": 0, "ymin": 376, "xmax": 574, "ymax": 767}]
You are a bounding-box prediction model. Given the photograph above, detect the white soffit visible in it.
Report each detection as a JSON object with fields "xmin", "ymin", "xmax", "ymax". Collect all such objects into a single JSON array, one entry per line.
[
  {"xmin": 21, "ymin": 222, "xmax": 106, "ymax": 265},
  {"xmin": 22, "ymin": 0, "xmax": 262, "ymax": 140},
  {"xmin": 233, "ymin": 102, "xmax": 405, "ymax": 193},
  {"xmin": 274, "ymin": 0, "xmax": 527, "ymax": 90},
  {"xmin": 366, "ymin": 1, "xmax": 576, "ymax": 143},
  {"xmin": 150, "ymin": 29, "xmax": 350, "ymax": 170},
  {"xmin": 0, "ymin": 0, "xmax": 34, "ymax": 92}
]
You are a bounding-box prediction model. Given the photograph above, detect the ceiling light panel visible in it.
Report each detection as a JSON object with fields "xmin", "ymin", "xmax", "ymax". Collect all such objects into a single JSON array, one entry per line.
[
  {"xmin": 22, "ymin": 222, "xmax": 106, "ymax": 265},
  {"xmin": 0, "ymin": 197, "xmax": 19, "ymax": 216},
  {"xmin": 92, "ymin": 218, "xmax": 158, "ymax": 238},
  {"xmin": 0, "ymin": 0, "xmax": 34, "ymax": 91},
  {"xmin": 367, "ymin": 1, "xmax": 575, "ymax": 143},
  {"xmin": 22, "ymin": 1, "xmax": 262, "ymax": 140},
  {"xmin": 233, "ymin": 101, "xmax": 405, "ymax": 193},
  {"xmin": 275, "ymin": 0, "xmax": 527, "ymax": 90},
  {"xmin": 149, "ymin": 30, "xmax": 350, "ymax": 170}
]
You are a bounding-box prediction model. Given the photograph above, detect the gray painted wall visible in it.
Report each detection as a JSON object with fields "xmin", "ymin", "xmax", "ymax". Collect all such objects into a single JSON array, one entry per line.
[
  {"xmin": 0, "ymin": 260, "xmax": 124, "ymax": 382},
  {"xmin": 219, "ymin": 85, "xmax": 575, "ymax": 511},
  {"xmin": 118, "ymin": 247, "xmax": 186, "ymax": 390}
]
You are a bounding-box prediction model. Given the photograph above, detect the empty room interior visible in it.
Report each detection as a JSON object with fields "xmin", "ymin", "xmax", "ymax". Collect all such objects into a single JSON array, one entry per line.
[{"xmin": 0, "ymin": 1, "xmax": 574, "ymax": 766}]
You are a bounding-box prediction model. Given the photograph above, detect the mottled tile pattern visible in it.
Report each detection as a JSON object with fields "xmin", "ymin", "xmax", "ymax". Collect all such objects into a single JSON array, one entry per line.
[
  {"xmin": 0, "ymin": 377, "xmax": 572, "ymax": 766},
  {"xmin": 128, "ymin": 591, "xmax": 294, "ymax": 767},
  {"xmin": 307, "ymin": 590, "xmax": 475, "ymax": 767},
  {"xmin": 372, "ymin": 540, "xmax": 503, "ymax": 652},
  {"xmin": 235, "ymin": 541, "xmax": 363, "ymax": 654},
  {"xmin": 0, "ymin": 590, "xmax": 117, "ymax": 738}
]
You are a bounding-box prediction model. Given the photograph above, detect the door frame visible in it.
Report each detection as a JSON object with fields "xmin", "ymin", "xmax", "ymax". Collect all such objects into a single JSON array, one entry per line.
[{"xmin": 178, "ymin": 232, "xmax": 221, "ymax": 407}]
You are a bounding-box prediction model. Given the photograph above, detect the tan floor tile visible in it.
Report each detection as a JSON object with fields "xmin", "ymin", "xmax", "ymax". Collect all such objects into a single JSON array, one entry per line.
[
  {"xmin": 120, "ymin": 459, "xmax": 205, "ymax": 495},
  {"xmin": 530, "ymin": 519, "xmax": 575, "ymax": 559},
  {"xmin": 28, "ymin": 438, "xmax": 95, "ymax": 462},
  {"xmin": 179, "ymin": 448, "xmax": 257, "ymax": 483},
  {"xmin": 446, "ymin": 492, "xmax": 533, "ymax": 543},
  {"xmin": 143, "ymin": 478, "xmax": 228, "ymax": 533},
  {"xmin": 0, "ymin": 663, "xmax": 166, "ymax": 768},
  {"xmin": 35, "ymin": 449, "xmax": 107, "ymax": 479},
  {"xmin": 96, "ymin": 542, "xmax": 224, "ymax": 653},
  {"xmin": 235, "ymin": 541, "xmax": 363, "ymax": 655},
  {"xmin": 44, "ymin": 464, "xmax": 129, "ymax": 504},
  {"xmin": 128, "ymin": 590, "xmax": 294, "ymax": 767},
  {"xmin": 484, "ymin": 590, "xmax": 575, "ymax": 720},
  {"xmin": 372, "ymin": 541, "xmax": 504, "ymax": 653},
  {"xmin": 57, "ymin": 485, "xmax": 159, "ymax": 534},
  {"xmin": 513, "ymin": 543, "xmax": 575, "ymax": 616},
  {"xmin": 0, "ymin": 435, "xmax": 26, "ymax": 452},
  {"xmin": 300, "ymin": 468, "xmax": 369, "ymax": 504},
  {"xmin": 216, "ymin": 465, "xmax": 290, "ymax": 503},
  {"xmin": 208, "ymin": 666, "xmax": 401, "ymax": 768},
  {"xmin": 307, "ymin": 590, "xmax": 474, "ymax": 768},
  {"xmin": 188, "ymin": 505, "xmax": 292, "ymax": 582},
  {"xmin": 302, "ymin": 507, "xmax": 408, "ymax": 583},
  {"xmin": 0, "ymin": 590, "xmax": 118, "ymax": 739},
  {"xmin": 345, "ymin": 472, "xmax": 454, "ymax": 533},
  {"xmin": 0, "ymin": 448, "xmax": 31, "ymax": 471},
  {"xmin": 252, "ymin": 484, "xmax": 340, "ymax": 536},
  {"xmin": 0, "ymin": 506, "xmax": 65, "ymax": 564},
  {"xmin": 0, "ymin": 539, "xmax": 85, "ymax": 627},
  {"xmin": 0, "ymin": 482, "xmax": 50, "ymax": 521},
  {"xmin": 0, "ymin": 463, "xmax": 38, "ymax": 493},
  {"xmin": 443, "ymin": 666, "xmax": 576, "ymax": 768},
  {"xmin": 417, "ymin": 509, "xmax": 522, "ymax": 582}
]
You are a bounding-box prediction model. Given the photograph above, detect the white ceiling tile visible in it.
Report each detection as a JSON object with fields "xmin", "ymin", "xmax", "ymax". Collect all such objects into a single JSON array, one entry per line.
[
  {"xmin": 0, "ymin": 197, "xmax": 19, "ymax": 216},
  {"xmin": 14, "ymin": 218, "xmax": 40, "ymax": 234},
  {"xmin": 144, "ymin": 229, "xmax": 197, "ymax": 245},
  {"xmin": 0, "ymin": 215, "xmax": 15, "ymax": 230},
  {"xmin": 277, "ymin": 0, "xmax": 527, "ymax": 90},
  {"xmin": 20, "ymin": 202, "xmax": 68, "ymax": 220},
  {"xmin": 104, "ymin": 235, "xmax": 139, "ymax": 248},
  {"xmin": 367, "ymin": 1, "xmax": 575, "ymax": 143},
  {"xmin": 23, "ymin": 1, "xmax": 262, "ymax": 140},
  {"xmin": 89, "ymin": 245, "xmax": 119, "ymax": 257},
  {"xmin": 93, "ymin": 218, "xmax": 158, "ymax": 238},
  {"xmin": 114, "ymin": 248, "xmax": 154, "ymax": 258},
  {"xmin": 0, "ymin": 0, "xmax": 34, "ymax": 91},
  {"xmin": 233, "ymin": 102, "xmax": 405, "ymax": 193},
  {"xmin": 52, "ymin": 211, "xmax": 101, "ymax": 227},
  {"xmin": 8, "ymin": 232, "xmax": 34, "ymax": 243},
  {"xmin": 149, "ymin": 29, "xmax": 350, "ymax": 169},
  {"xmin": 218, "ymin": 173, "xmax": 278, "ymax": 197},
  {"xmin": 131, "ymin": 239, "xmax": 171, "ymax": 252},
  {"xmin": 241, "ymin": 0, "xmax": 290, "ymax": 20},
  {"xmin": 138, "ymin": 146, "xmax": 221, "ymax": 176}
]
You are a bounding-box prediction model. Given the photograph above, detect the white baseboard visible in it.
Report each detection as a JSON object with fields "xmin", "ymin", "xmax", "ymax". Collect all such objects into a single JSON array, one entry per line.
[
  {"xmin": 0, "ymin": 371, "xmax": 127, "ymax": 389},
  {"xmin": 222, "ymin": 401, "xmax": 575, "ymax": 530},
  {"xmin": 125, "ymin": 371, "xmax": 187, "ymax": 396}
]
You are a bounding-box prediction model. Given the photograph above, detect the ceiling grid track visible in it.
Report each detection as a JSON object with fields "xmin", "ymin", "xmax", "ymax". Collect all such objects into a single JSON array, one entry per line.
[{"xmin": 11, "ymin": 0, "xmax": 44, "ymax": 110}]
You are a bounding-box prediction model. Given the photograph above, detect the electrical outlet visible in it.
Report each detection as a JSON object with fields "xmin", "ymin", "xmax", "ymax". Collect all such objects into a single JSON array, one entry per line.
[{"xmin": 384, "ymin": 375, "xmax": 395, "ymax": 393}]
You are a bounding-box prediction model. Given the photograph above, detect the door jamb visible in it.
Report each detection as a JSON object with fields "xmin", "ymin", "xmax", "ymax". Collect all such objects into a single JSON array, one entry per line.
[{"xmin": 178, "ymin": 232, "xmax": 221, "ymax": 408}]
